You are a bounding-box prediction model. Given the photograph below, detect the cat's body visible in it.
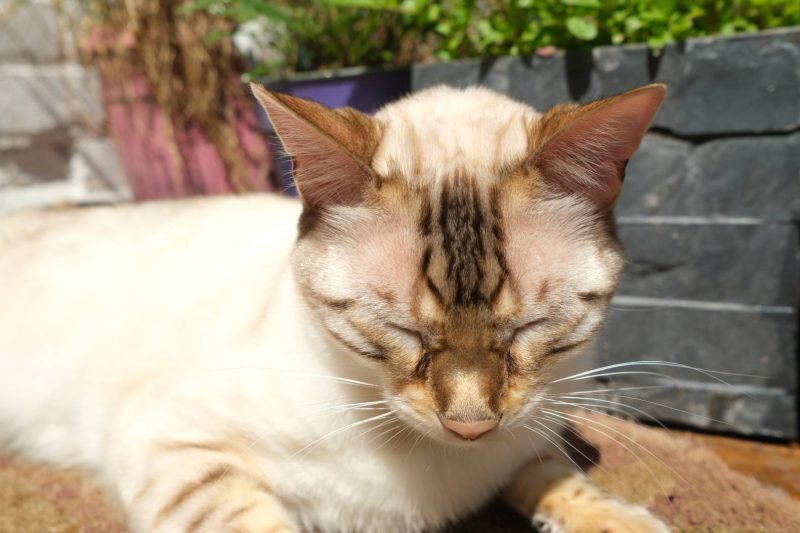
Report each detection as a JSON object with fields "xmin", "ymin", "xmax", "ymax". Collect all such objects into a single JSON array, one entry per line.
[
  {"xmin": 0, "ymin": 195, "xmax": 531, "ymax": 531},
  {"xmin": 0, "ymin": 85, "xmax": 670, "ymax": 532}
]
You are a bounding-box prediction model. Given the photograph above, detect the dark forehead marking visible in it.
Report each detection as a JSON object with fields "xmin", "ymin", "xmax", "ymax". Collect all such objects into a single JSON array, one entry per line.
[
  {"xmin": 420, "ymin": 245, "xmax": 445, "ymax": 306},
  {"xmin": 488, "ymin": 183, "xmax": 510, "ymax": 304},
  {"xmin": 419, "ymin": 195, "xmax": 433, "ymax": 236},
  {"xmin": 489, "ymin": 184, "xmax": 505, "ymax": 242},
  {"xmin": 421, "ymin": 245, "xmax": 432, "ymax": 272},
  {"xmin": 438, "ymin": 170, "xmax": 488, "ymax": 307}
]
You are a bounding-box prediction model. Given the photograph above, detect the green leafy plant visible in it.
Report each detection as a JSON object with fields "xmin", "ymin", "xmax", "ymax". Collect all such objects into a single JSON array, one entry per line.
[
  {"xmin": 185, "ymin": 0, "xmax": 434, "ymax": 77},
  {"xmin": 191, "ymin": 0, "xmax": 800, "ymax": 76}
]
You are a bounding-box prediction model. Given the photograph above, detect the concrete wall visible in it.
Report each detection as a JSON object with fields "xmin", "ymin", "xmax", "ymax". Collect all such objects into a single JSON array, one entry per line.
[
  {"xmin": 413, "ymin": 27, "xmax": 800, "ymax": 439},
  {"xmin": 0, "ymin": 0, "xmax": 130, "ymax": 214}
]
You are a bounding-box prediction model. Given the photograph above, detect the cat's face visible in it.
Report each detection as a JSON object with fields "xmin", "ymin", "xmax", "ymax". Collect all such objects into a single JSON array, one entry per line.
[{"xmin": 254, "ymin": 84, "xmax": 665, "ymax": 445}]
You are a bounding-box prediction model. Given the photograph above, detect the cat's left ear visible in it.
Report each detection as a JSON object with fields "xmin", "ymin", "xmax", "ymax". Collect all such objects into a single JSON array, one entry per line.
[
  {"xmin": 532, "ymin": 83, "xmax": 666, "ymax": 209},
  {"xmin": 251, "ymin": 82, "xmax": 379, "ymax": 209}
]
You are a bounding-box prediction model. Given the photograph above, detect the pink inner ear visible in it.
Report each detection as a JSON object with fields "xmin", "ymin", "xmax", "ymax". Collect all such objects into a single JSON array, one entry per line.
[
  {"xmin": 272, "ymin": 112, "xmax": 367, "ymax": 208},
  {"xmin": 538, "ymin": 86, "xmax": 665, "ymax": 208},
  {"xmin": 252, "ymin": 86, "xmax": 372, "ymax": 209}
]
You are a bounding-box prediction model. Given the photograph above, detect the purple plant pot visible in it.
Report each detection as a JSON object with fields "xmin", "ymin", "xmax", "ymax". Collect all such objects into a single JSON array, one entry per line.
[{"xmin": 255, "ymin": 67, "xmax": 410, "ymax": 195}]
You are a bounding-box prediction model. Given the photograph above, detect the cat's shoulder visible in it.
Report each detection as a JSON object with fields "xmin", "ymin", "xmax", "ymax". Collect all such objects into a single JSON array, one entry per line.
[{"xmin": 0, "ymin": 193, "xmax": 301, "ymax": 248}]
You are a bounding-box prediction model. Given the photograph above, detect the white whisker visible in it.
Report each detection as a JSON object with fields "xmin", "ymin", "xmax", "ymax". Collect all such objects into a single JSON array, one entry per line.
[
  {"xmin": 356, "ymin": 416, "xmax": 402, "ymax": 445},
  {"xmin": 558, "ymin": 385, "xmax": 670, "ymax": 395},
  {"xmin": 533, "ymin": 419, "xmax": 599, "ymax": 468},
  {"xmin": 303, "ymin": 399, "xmax": 390, "ymax": 416},
  {"xmin": 537, "ymin": 414, "xmax": 636, "ymax": 490},
  {"xmin": 374, "ymin": 422, "xmax": 411, "ymax": 451},
  {"xmin": 291, "ymin": 411, "xmax": 395, "ymax": 458},
  {"xmin": 546, "ymin": 396, "xmax": 670, "ymax": 431},
  {"xmin": 542, "ymin": 407, "xmax": 692, "ymax": 494},
  {"xmin": 605, "ymin": 393, "xmax": 745, "ymax": 430},
  {"xmin": 551, "ymin": 360, "xmax": 767, "ymax": 383},
  {"xmin": 541, "ymin": 409, "xmax": 679, "ymax": 500},
  {"xmin": 521, "ymin": 423, "xmax": 586, "ymax": 475},
  {"xmin": 206, "ymin": 366, "xmax": 381, "ymax": 388}
]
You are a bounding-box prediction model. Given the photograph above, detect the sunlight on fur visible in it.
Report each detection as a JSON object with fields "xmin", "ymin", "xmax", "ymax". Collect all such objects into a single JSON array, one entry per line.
[{"xmin": 0, "ymin": 83, "xmax": 687, "ymax": 533}]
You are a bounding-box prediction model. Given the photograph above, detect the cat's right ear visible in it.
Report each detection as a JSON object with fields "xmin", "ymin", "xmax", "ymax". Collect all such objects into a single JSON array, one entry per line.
[
  {"xmin": 251, "ymin": 83, "xmax": 380, "ymax": 209},
  {"xmin": 530, "ymin": 83, "xmax": 666, "ymax": 209}
]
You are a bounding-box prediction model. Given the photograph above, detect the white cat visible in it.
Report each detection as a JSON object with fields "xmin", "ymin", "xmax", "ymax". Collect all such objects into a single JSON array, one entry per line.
[{"xmin": 0, "ymin": 83, "xmax": 669, "ymax": 532}]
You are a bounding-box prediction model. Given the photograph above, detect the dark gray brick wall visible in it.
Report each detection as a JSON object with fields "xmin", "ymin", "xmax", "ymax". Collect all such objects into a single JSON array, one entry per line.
[{"xmin": 412, "ymin": 27, "xmax": 800, "ymax": 439}]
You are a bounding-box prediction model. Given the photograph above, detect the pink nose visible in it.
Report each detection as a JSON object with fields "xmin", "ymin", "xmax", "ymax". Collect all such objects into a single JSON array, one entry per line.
[{"xmin": 441, "ymin": 418, "xmax": 498, "ymax": 440}]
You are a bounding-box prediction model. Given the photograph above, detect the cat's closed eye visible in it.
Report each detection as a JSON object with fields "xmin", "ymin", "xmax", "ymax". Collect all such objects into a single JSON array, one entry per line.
[{"xmin": 414, "ymin": 351, "xmax": 434, "ymax": 376}]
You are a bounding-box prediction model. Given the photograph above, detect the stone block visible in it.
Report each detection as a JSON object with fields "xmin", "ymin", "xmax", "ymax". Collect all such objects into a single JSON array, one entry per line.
[
  {"xmin": 590, "ymin": 43, "xmax": 653, "ymax": 99},
  {"xmin": 0, "ymin": 129, "xmax": 72, "ymax": 187},
  {"xmin": 0, "ymin": 64, "xmax": 105, "ymax": 135},
  {"xmin": 615, "ymin": 223, "xmax": 798, "ymax": 307},
  {"xmin": 412, "ymin": 58, "xmax": 483, "ymax": 91},
  {"xmin": 619, "ymin": 133, "xmax": 800, "ymax": 220},
  {"xmin": 0, "ymin": 0, "xmax": 62, "ymax": 64},
  {"xmin": 587, "ymin": 305, "xmax": 797, "ymax": 437},
  {"xmin": 653, "ymin": 28, "xmax": 800, "ymax": 135},
  {"xmin": 412, "ymin": 28, "xmax": 800, "ymax": 135},
  {"xmin": 617, "ymin": 134, "xmax": 690, "ymax": 215},
  {"xmin": 585, "ymin": 377, "xmax": 796, "ymax": 439},
  {"xmin": 0, "ymin": 134, "xmax": 130, "ymax": 214},
  {"xmin": 71, "ymin": 136, "xmax": 130, "ymax": 198},
  {"xmin": 593, "ymin": 306, "xmax": 796, "ymax": 389},
  {"xmin": 504, "ymin": 54, "xmax": 574, "ymax": 111}
]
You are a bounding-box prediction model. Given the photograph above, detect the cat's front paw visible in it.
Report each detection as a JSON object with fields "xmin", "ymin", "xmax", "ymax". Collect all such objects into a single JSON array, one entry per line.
[{"xmin": 534, "ymin": 501, "xmax": 669, "ymax": 533}]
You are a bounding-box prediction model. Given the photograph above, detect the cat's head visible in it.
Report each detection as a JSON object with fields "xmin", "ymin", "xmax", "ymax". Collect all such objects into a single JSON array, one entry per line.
[{"xmin": 253, "ymin": 83, "xmax": 665, "ymax": 445}]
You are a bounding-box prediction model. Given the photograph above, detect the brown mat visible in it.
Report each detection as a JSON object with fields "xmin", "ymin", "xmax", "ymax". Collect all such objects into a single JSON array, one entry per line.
[{"xmin": 2, "ymin": 413, "xmax": 799, "ymax": 532}]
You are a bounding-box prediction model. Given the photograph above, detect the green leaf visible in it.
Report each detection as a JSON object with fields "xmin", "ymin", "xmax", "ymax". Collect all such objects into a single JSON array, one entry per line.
[
  {"xmin": 566, "ymin": 16, "xmax": 598, "ymax": 41},
  {"xmin": 437, "ymin": 49, "xmax": 453, "ymax": 62},
  {"xmin": 561, "ymin": 0, "xmax": 601, "ymax": 7},
  {"xmin": 204, "ymin": 28, "xmax": 232, "ymax": 43},
  {"xmin": 625, "ymin": 15, "xmax": 643, "ymax": 34},
  {"xmin": 435, "ymin": 21, "xmax": 452, "ymax": 34},
  {"xmin": 425, "ymin": 4, "xmax": 441, "ymax": 22},
  {"xmin": 317, "ymin": 0, "xmax": 399, "ymax": 10},
  {"xmin": 477, "ymin": 19, "xmax": 503, "ymax": 42},
  {"xmin": 232, "ymin": 0, "xmax": 294, "ymax": 23}
]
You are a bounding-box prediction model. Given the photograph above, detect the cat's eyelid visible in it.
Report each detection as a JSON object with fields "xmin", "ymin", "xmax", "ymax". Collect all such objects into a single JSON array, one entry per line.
[
  {"xmin": 578, "ymin": 291, "xmax": 612, "ymax": 303},
  {"xmin": 511, "ymin": 317, "xmax": 548, "ymax": 340},
  {"xmin": 515, "ymin": 317, "xmax": 547, "ymax": 332},
  {"xmin": 386, "ymin": 321, "xmax": 424, "ymax": 341}
]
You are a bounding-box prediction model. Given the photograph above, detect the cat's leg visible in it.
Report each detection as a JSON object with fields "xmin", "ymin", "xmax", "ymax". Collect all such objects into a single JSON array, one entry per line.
[
  {"xmin": 117, "ymin": 438, "xmax": 298, "ymax": 533},
  {"xmin": 504, "ymin": 457, "xmax": 669, "ymax": 533}
]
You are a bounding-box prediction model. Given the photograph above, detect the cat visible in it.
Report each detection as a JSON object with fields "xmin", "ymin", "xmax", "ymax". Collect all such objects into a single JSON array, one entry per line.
[{"xmin": 0, "ymin": 82, "xmax": 669, "ymax": 533}]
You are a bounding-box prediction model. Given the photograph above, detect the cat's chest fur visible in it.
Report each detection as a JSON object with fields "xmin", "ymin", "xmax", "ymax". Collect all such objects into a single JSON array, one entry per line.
[{"xmin": 276, "ymin": 430, "xmax": 532, "ymax": 532}]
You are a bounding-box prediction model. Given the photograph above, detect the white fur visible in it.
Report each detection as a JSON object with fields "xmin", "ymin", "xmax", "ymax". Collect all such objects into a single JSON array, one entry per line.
[
  {"xmin": 0, "ymin": 194, "xmax": 546, "ymax": 532},
  {"xmin": 0, "ymin": 84, "xmax": 664, "ymax": 532},
  {"xmin": 373, "ymin": 86, "xmax": 537, "ymax": 182}
]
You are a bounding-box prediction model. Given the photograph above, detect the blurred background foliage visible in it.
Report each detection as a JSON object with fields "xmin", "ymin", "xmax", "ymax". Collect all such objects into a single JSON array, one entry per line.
[
  {"xmin": 8, "ymin": 0, "xmax": 793, "ymax": 197},
  {"xmin": 77, "ymin": 0, "xmax": 257, "ymax": 191},
  {"xmin": 184, "ymin": 0, "xmax": 800, "ymax": 78}
]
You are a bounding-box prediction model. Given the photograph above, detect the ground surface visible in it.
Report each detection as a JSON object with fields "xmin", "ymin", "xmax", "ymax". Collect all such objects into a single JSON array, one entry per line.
[
  {"xmin": 2, "ymin": 414, "xmax": 800, "ymax": 532},
  {"xmin": 688, "ymin": 431, "xmax": 800, "ymax": 500}
]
